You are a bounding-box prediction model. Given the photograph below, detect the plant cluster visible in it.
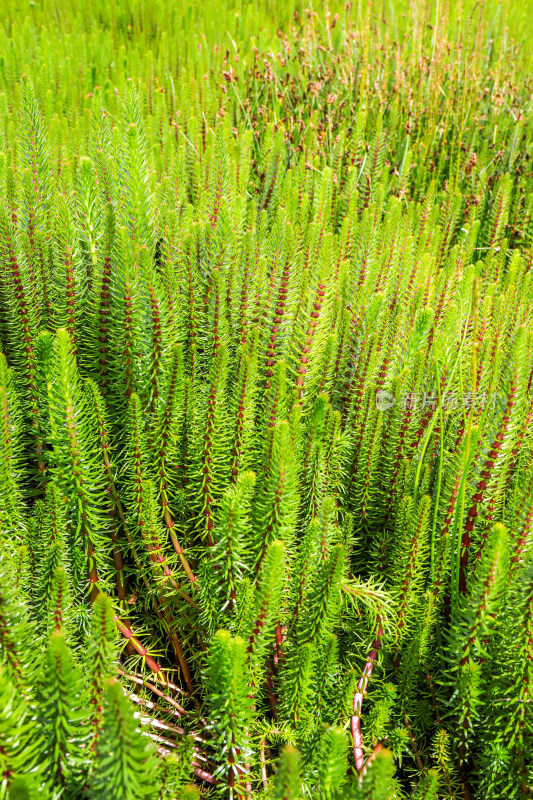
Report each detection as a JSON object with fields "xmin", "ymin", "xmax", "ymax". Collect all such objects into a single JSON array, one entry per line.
[{"xmin": 0, "ymin": 1, "xmax": 532, "ymax": 798}]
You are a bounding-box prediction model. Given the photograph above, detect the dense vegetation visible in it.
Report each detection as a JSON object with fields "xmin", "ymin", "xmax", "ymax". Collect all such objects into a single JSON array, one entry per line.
[{"xmin": 0, "ymin": 0, "xmax": 532, "ymax": 797}]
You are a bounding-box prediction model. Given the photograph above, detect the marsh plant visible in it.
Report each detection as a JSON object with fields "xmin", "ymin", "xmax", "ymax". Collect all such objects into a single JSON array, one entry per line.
[{"xmin": 0, "ymin": 0, "xmax": 533, "ymax": 798}]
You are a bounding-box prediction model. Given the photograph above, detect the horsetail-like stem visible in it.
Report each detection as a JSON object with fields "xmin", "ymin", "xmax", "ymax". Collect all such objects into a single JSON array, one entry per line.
[{"xmin": 0, "ymin": 1, "xmax": 532, "ymax": 798}]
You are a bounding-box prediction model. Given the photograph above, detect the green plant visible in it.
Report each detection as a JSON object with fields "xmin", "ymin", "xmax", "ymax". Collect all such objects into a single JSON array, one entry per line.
[{"xmin": 1, "ymin": 1, "xmax": 533, "ymax": 798}]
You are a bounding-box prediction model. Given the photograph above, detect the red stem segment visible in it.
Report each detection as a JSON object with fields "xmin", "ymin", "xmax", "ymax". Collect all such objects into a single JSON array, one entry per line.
[{"xmin": 351, "ymin": 623, "xmax": 383, "ymax": 775}]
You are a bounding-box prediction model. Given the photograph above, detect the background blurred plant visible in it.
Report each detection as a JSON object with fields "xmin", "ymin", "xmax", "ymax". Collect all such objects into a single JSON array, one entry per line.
[{"xmin": 0, "ymin": 0, "xmax": 533, "ymax": 798}]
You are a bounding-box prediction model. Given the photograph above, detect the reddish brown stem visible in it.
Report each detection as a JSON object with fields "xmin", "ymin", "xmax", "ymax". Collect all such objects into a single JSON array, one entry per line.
[{"xmin": 351, "ymin": 623, "xmax": 383, "ymax": 775}]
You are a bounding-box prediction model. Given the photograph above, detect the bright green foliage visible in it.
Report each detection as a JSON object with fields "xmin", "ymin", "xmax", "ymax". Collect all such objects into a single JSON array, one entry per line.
[
  {"xmin": 0, "ymin": 0, "xmax": 532, "ymax": 798},
  {"xmin": 0, "ymin": 560, "xmax": 36, "ymax": 690},
  {"xmin": 0, "ymin": 666, "xmax": 42, "ymax": 799},
  {"xmin": 89, "ymin": 678, "xmax": 160, "ymax": 800},
  {"xmin": 38, "ymin": 629, "xmax": 89, "ymax": 793},
  {"xmin": 0, "ymin": 354, "xmax": 24, "ymax": 543},
  {"xmin": 0, "ymin": 555, "xmax": 170, "ymax": 798},
  {"xmin": 446, "ymin": 524, "xmax": 509, "ymax": 764},
  {"xmin": 206, "ymin": 630, "xmax": 252, "ymax": 797},
  {"xmin": 413, "ymin": 770, "xmax": 440, "ymax": 800},
  {"xmin": 157, "ymin": 744, "xmax": 196, "ymax": 799},
  {"xmin": 7, "ymin": 776, "xmax": 51, "ymax": 800},
  {"xmin": 86, "ymin": 593, "xmax": 118, "ymax": 751},
  {"xmin": 347, "ymin": 749, "xmax": 397, "ymax": 800},
  {"xmin": 245, "ymin": 539, "xmax": 286, "ymax": 687},
  {"xmin": 315, "ymin": 726, "xmax": 348, "ymax": 799},
  {"xmin": 270, "ymin": 746, "xmax": 301, "ymax": 800}
]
